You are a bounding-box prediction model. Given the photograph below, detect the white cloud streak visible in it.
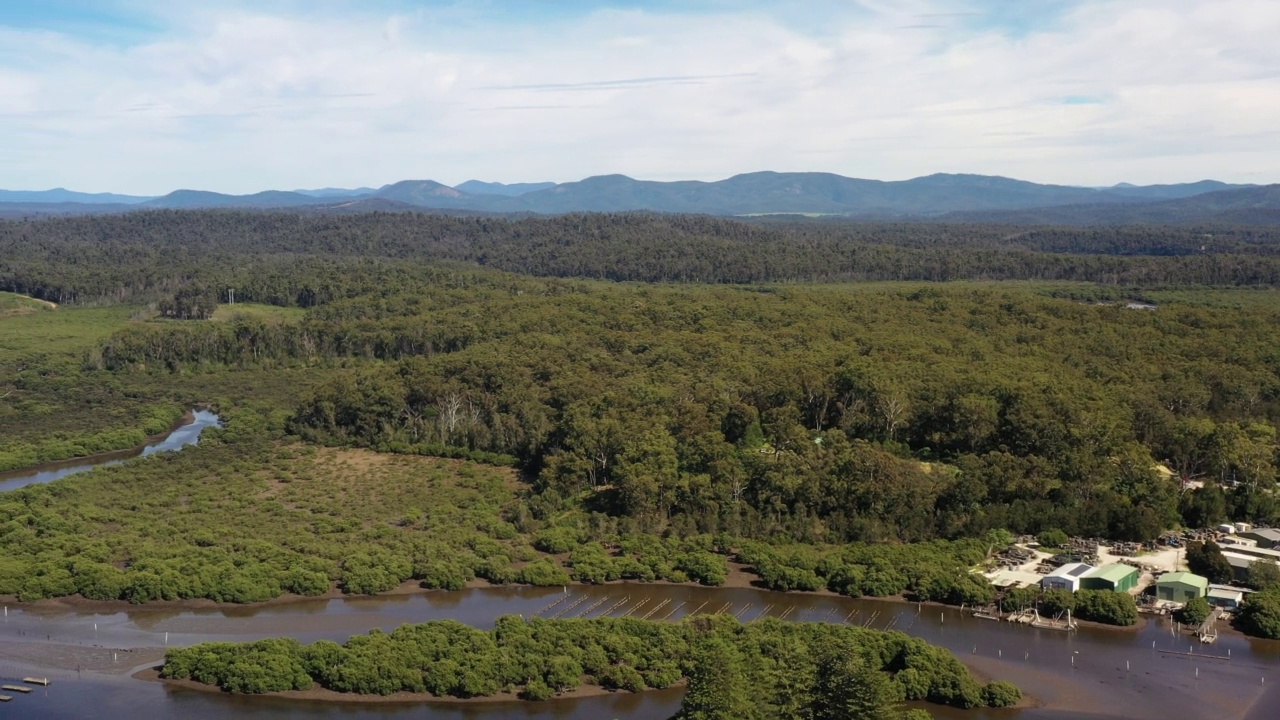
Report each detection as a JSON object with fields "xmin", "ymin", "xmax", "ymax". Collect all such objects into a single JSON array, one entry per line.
[{"xmin": 0, "ymin": 0, "xmax": 1278, "ymax": 193}]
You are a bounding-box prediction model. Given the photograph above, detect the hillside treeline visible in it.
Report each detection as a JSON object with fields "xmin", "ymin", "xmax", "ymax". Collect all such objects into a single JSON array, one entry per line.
[
  {"xmin": 6, "ymin": 211, "xmax": 1280, "ymax": 305},
  {"xmin": 161, "ymin": 614, "xmax": 1017, "ymax": 715},
  {"xmin": 95, "ymin": 280, "xmax": 1280, "ymax": 543}
]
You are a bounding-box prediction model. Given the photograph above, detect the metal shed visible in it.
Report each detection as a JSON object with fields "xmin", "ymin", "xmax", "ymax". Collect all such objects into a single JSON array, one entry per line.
[
  {"xmin": 1155, "ymin": 571, "xmax": 1208, "ymax": 603},
  {"xmin": 1206, "ymin": 586, "xmax": 1245, "ymax": 610},
  {"xmin": 1041, "ymin": 563, "xmax": 1094, "ymax": 592},
  {"xmin": 1239, "ymin": 529, "xmax": 1280, "ymax": 549},
  {"xmin": 1222, "ymin": 551, "xmax": 1264, "ymax": 584},
  {"xmin": 1082, "ymin": 563, "xmax": 1139, "ymax": 593}
]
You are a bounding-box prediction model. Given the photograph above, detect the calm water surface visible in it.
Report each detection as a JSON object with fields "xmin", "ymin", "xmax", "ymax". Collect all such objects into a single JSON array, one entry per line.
[
  {"xmin": 0, "ymin": 409, "xmax": 221, "ymax": 492},
  {"xmin": 4, "ymin": 585, "xmax": 1280, "ymax": 719}
]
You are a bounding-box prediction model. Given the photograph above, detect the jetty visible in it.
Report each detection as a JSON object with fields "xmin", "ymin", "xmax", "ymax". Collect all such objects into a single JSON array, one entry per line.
[
  {"xmin": 0, "ymin": 685, "xmax": 30, "ymax": 693},
  {"xmin": 1030, "ymin": 608, "xmax": 1077, "ymax": 631},
  {"xmin": 972, "ymin": 604, "xmax": 1002, "ymax": 621},
  {"xmin": 1198, "ymin": 606, "xmax": 1223, "ymax": 643},
  {"xmin": 22, "ymin": 677, "xmax": 49, "ymax": 686}
]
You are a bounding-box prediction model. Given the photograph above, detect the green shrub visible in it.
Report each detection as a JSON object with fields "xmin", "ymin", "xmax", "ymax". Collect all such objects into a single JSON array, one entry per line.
[
  {"xmin": 521, "ymin": 678, "xmax": 553, "ymax": 701},
  {"xmin": 675, "ymin": 551, "xmax": 727, "ymax": 586},
  {"xmin": 534, "ymin": 527, "xmax": 580, "ymax": 554},
  {"xmin": 282, "ymin": 568, "xmax": 330, "ymax": 596},
  {"xmin": 1176, "ymin": 596, "xmax": 1211, "ymax": 626},
  {"xmin": 1074, "ymin": 589, "xmax": 1138, "ymax": 626},
  {"xmin": 1239, "ymin": 589, "xmax": 1280, "ymax": 639},
  {"xmin": 981, "ymin": 680, "xmax": 1021, "ymax": 707},
  {"xmin": 1036, "ymin": 529, "xmax": 1069, "ymax": 549},
  {"xmin": 418, "ymin": 562, "xmax": 472, "ymax": 591},
  {"xmin": 516, "ymin": 560, "xmax": 571, "ymax": 587}
]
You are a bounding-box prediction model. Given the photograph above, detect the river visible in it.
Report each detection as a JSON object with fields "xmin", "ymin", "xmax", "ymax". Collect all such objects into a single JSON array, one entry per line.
[
  {"xmin": 0, "ymin": 410, "xmax": 221, "ymax": 492},
  {"xmin": 2, "ymin": 584, "xmax": 1280, "ymax": 719}
]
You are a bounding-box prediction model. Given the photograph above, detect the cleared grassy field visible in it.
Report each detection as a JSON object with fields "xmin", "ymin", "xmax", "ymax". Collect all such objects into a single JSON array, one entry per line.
[
  {"xmin": 210, "ymin": 303, "xmax": 307, "ymax": 323},
  {"xmin": 0, "ymin": 296, "xmax": 135, "ymax": 365},
  {"xmin": 0, "ymin": 292, "xmax": 56, "ymax": 318}
]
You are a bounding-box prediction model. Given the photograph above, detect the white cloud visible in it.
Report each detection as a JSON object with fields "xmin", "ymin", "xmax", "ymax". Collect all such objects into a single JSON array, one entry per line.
[{"xmin": 0, "ymin": 0, "xmax": 1278, "ymax": 193}]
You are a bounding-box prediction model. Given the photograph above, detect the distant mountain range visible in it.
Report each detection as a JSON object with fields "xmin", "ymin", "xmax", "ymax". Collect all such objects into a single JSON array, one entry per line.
[
  {"xmin": 455, "ymin": 180, "xmax": 557, "ymax": 197},
  {"xmin": 1, "ymin": 174, "xmax": 1276, "ymax": 225},
  {"xmin": 941, "ymin": 184, "xmax": 1280, "ymax": 225},
  {"xmin": 0, "ymin": 188, "xmax": 154, "ymax": 204}
]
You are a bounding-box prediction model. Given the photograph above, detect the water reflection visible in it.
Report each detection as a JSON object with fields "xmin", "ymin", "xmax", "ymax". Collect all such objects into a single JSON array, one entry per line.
[
  {"xmin": 7, "ymin": 584, "xmax": 1280, "ymax": 719},
  {"xmin": 0, "ymin": 410, "xmax": 221, "ymax": 492}
]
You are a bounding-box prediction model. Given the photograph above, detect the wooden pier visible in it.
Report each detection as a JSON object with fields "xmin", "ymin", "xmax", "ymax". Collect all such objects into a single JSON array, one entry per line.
[
  {"xmin": 1198, "ymin": 607, "xmax": 1223, "ymax": 643},
  {"xmin": 0, "ymin": 685, "xmax": 30, "ymax": 694},
  {"xmin": 1029, "ymin": 608, "xmax": 1077, "ymax": 631},
  {"xmin": 22, "ymin": 677, "xmax": 49, "ymax": 686}
]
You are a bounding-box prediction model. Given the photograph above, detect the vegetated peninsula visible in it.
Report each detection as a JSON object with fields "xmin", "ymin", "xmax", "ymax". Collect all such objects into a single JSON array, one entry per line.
[
  {"xmin": 159, "ymin": 615, "xmax": 1019, "ymax": 717},
  {"xmin": 4, "ymin": 206, "xmax": 1280, "ymax": 714}
]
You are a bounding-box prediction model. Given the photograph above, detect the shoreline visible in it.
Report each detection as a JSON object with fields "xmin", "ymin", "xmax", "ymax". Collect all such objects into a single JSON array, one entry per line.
[
  {"xmin": 0, "ymin": 407, "xmax": 200, "ymax": 481},
  {"xmin": 133, "ymin": 666, "xmax": 679, "ymax": 706},
  {"xmin": 5, "ymin": 568, "xmax": 1164, "ymax": 636}
]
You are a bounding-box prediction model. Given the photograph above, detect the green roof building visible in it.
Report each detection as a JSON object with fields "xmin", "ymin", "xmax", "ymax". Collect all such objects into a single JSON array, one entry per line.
[
  {"xmin": 1081, "ymin": 563, "xmax": 1139, "ymax": 593},
  {"xmin": 1155, "ymin": 572, "xmax": 1209, "ymax": 603}
]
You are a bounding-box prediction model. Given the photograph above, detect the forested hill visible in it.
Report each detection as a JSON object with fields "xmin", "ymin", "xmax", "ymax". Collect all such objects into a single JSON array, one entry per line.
[
  {"xmin": 4, "ymin": 211, "xmax": 1280, "ymax": 306},
  {"xmin": 942, "ymin": 185, "xmax": 1280, "ymax": 225},
  {"xmin": 0, "ymin": 174, "xmax": 1272, "ymax": 222}
]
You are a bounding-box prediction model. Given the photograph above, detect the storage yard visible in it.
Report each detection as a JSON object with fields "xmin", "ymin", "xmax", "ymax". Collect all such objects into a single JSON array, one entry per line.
[{"xmin": 980, "ymin": 526, "xmax": 1269, "ymax": 636}]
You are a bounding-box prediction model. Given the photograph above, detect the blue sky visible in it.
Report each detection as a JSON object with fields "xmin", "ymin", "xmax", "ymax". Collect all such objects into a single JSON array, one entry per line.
[{"xmin": 1, "ymin": 0, "xmax": 1277, "ymax": 193}]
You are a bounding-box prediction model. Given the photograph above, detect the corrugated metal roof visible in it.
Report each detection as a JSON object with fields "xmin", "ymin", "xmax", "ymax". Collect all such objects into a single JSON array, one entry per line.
[
  {"xmin": 1222, "ymin": 551, "xmax": 1259, "ymax": 568},
  {"xmin": 1156, "ymin": 571, "xmax": 1208, "ymax": 589},
  {"xmin": 1086, "ymin": 563, "xmax": 1138, "ymax": 583},
  {"xmin": 1207, "ymin": 587, "xmax": 1244, "ymax": 600},
  {"xmin": 1230, "ymin": 545, "xmax": 1280, "ymax": 561},
  {"xmin": 1046, "ymin": 562, "xmax": 1094, "ymax": 580}
]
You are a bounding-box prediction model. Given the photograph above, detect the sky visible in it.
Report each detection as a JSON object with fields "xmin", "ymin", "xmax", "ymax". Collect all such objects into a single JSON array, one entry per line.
[{"xmin": 1, "ymin": 0, "xmax": 1278, "ymax": 194}]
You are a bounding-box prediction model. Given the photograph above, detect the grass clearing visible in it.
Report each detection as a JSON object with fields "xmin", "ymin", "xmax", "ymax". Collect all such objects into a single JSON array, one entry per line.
[
  {"xmin": 0, "ymin": 292, "xmax": 56, "ymax": 318},
  {"xmin": 210, "ymin": 303, "xmax": 307, "ymax": 323},
  {"xmin": 0, "ymin": 302, "xmax": 134, "ymax": 365}
]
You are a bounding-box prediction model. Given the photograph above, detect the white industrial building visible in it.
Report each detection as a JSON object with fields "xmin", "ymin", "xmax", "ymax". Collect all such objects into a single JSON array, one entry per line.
[{"xmin": 1041, "ymin": 563, "xmax": 1094, "ymax": 592}]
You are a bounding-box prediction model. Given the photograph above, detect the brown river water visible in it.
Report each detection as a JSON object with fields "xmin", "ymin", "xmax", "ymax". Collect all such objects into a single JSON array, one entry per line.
[
  {"xmin": 0, "ymin": 410, "xmax": 222, "ymax": 492},
  {"xmin": 2, "ymin": 583, "xmax": 1280, "ymax": 719}
]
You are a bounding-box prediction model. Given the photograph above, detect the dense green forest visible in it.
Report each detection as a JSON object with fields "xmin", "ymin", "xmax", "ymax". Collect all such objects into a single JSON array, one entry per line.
[
  {"xmin": 0, "ymin": 398, "xmax": 997, "ymax": 606},
  {"xmin": 161, "ymin": 614, "xmax": 1016, "ymax": 716},
  {"xmin": 5, "ymin": 212, "xmax": 1280, "ymax": 308},
  {"xmin": 88, "ymin": 277, "xmax": 1280, "ymax": 542},
  {"xmin": 3, "ymin": 211, "xmax": 1280, "ymax": 649}
]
